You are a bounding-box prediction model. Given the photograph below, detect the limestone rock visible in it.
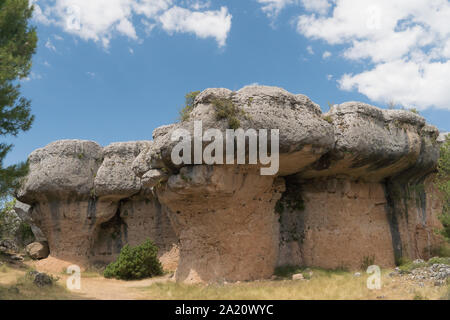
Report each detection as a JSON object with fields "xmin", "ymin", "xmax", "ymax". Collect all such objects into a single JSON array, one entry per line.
[
  {"xmin": 17, "ymin": 140, "xmax": 103, "ymax": 203},
  {"xmin": 299, "ymin": 103, "xmax": 440, "ymax": 181},
  {"xmin": 26, "ymin": 242, "xmax": 49, "ymax": 260},
  {"xmin": 14, "ymin": 200, "xmax": 46, "ymax": 242},
  {"xmin": 133, "ymin": 85, "xmax": 335, "ymax": 177},
  {"xmin": 292, "ymin": 273, "xmax": 304, "ymax": 280},
  {"xmin": 16, "ymin": 86, "xmax": 446, "ymax": 284}
]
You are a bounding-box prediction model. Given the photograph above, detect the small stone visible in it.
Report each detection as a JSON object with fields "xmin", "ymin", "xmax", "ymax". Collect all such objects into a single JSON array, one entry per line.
[
  {"xmin": 354, "ymin": 272, "xmax": 361, "ymax": 277},
  {"xmin": 417, "ymin": 282, "xmax": 425, "ymax": 288},
  {"xmin": 33, "ymin": 272, "xmax": 53, "ymax": 287},
  {"xmin": 11, "ymin": 255, "xmax": 24, "ymax": 261},
  {"xmin": 376, "ymin": 296, "xmax": 385, "ymax": 299},
  {"xmin": 292, "ymin": 273, "xmax": 304, "ymax": 280},
  {"xmin": 413, "ymin": 259, "xmax": 425, "ymax": 265}
]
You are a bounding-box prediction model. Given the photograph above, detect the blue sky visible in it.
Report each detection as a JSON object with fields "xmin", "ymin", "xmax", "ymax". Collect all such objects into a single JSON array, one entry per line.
[{"xmin": 5, "ymin": 0, "xmax": 450, "ymax": 165}]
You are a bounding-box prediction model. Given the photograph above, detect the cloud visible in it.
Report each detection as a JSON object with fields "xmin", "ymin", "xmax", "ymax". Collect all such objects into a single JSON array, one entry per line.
[
  {"xmin": 22, "ymin": 72, "xmax": 43, "ymax": 82},
  {"xmin": 159, "ymin": 6, "xmax": 231, "ymax": 47},
  {"xmin": 322, "ymin": 51, "xmax": 331, "ymax": 59},
  {"xmin": 257, "ymin": 0, "xmax": 297, "ymax": 18},
  {"xmin": 86, "ymin": 72, "xmax": 96, "ymax": 78},
  {"xmin": 300, "ymin": 0, "xmax": 331, "ymax": 15},
  {"xmin": 297, "ymin": 0, "xmax": 450, "ymax": 110},
  {"xmin": 306, "ymin": 45, "xmax": 314, "ymax": 55},
  {"xmin": 45, "ymin": 38, "xmax": 57, "ymax": 51},
  {"xmin": 31, "ymin": 0, "xmax": 231, "ymax": 48}
]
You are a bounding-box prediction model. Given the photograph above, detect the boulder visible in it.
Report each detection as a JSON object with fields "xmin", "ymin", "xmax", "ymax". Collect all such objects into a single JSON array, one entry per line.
[
  {"xmin": 26, "ymin": 242, "xmax": 49, "ymax": 260},
  {"xmin": 292, "ymin": 273, "xmax": 304, "ymax": 280}
]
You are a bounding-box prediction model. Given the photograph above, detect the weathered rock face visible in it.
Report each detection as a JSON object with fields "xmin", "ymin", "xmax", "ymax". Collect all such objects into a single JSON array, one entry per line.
[
  {"xmin": 17, "ymin": 140, "xmax": 179, "ymax": 270},
  {"xmin": 156, "ymin": 165, "xmax": 284, "ymax": 283},
  {"xmin": 17, "ymin": 86, "xmax": 445, "ymax": 282}
]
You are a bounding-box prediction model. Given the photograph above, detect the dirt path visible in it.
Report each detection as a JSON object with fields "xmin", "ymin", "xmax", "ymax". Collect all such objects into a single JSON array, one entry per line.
[
  {"xmin": 55, "ymin": 274, "xmax": 172, "ymax": 300},
  {"xmin": 24, "ymin": 257, "xmax": 173, "ymax": 300}
]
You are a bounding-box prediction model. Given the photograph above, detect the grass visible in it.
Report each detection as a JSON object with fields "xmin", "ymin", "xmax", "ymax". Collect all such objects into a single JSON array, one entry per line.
[
  {"xmin": 137, "ymin": 267, "xmax": 448, "ymax": 300},
  {"xmin": 0, "ymin": 264, "xmax": 82, "ymax": 300}
]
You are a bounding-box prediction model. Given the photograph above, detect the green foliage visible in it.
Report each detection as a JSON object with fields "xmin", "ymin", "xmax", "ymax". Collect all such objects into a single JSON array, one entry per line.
[
  {"xmin": 408, "ymin": 108, "xmax": 419, "ymax": 114},
  {"xmin": 0, "ymin": 198, "xmax": 18, "ymax": 239},
  {"xmin": 427, "ymin": 256, "xmax": 450, "ymax": 265},
  {"xmin": 0, "ymin": 0, "xmax": 36, "ymax": 198},
  {"xmin": 103, "ymin": 239, "xmax": 163, "ymax": 280},
  {"xmin": 16, "ymin": 221, "xmax": 33, "ymax": 245},
  {"xmin": 436, "ymin": 136, "xmax": 450, "ymax": 241},
  {"xmin": 179, "ymin": 91, "xmax": 200, "ymax": 122},
  {"xmin": 322, "ymin": 115, "xmax": 333, "ymax": 124},
  {"xmin": 212, "ymin": 98, "xmax": 246, "ymax": 130}
]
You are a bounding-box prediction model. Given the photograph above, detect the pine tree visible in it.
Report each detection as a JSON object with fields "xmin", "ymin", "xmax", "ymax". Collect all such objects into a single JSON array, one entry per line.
[{"xmin": 0, "ymin": 0, "xmax": 37, "ymax": 197}]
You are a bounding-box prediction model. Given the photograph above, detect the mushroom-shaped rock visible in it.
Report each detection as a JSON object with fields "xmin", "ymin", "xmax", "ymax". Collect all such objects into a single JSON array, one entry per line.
[
  {"xmin": 133, "ymin": 86, "xmax": 335, "ymax": 178},
  {"xmin": 299, "ymin": 103, "xmax": 440, "ymax": 181},
  {"xmin": 17, "ymin": 140, "xmax": 179, "ymax": 269},
  {"xmin": 156, "ymin": 165, "xmax": 285, "ymax": 283}
]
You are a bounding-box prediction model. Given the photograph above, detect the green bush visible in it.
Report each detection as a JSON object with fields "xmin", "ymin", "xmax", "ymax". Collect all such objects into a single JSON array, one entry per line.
[
  {"xmin": 179, "ymin": 91, "xmax": 200, "ymax": 122},
  {"xmin": 103, "ymin": 239, "xmax": 163, "ymax": 280},
  {"xmin": 212, "ymin": 98, "xmax": 247, "ymax": 130}
]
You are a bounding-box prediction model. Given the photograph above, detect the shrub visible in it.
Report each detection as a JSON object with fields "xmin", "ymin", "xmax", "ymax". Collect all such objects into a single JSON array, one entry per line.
[
  {"xmin": 103, "ymin": 239, "xmax": 163, "ymax": 280},
  {"xmin": 179, "ymin": 91, "xmax": 200, "ymax": 122},
  {"xmin": 212, "ymin": 98, "xmax": 247, "ymax": 130},
  {"xmin": 322, "ymin": 115, "xmax": 333, "ymax": 124}
]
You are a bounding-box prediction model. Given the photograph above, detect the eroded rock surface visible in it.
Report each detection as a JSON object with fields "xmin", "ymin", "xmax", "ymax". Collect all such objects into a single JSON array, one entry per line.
[{"xmin": 17, "ymin": 86, "xmax": 446, "ymax": 283}]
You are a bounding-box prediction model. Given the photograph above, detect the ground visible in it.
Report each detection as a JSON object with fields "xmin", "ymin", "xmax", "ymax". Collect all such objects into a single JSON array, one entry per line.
[{"xmin": 0, "ymin": 254, "xmax": 448, "ymax": 300}]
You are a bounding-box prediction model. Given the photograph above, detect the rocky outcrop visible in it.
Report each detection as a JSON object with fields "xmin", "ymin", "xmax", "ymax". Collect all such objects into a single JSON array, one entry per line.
[
  {"xmin": 17, "ymin": 86, "xmax": 446, "ymax": 282},
  {"xmin": 16, "ymin": 140, "xmax": 179, "ymax": 270}
]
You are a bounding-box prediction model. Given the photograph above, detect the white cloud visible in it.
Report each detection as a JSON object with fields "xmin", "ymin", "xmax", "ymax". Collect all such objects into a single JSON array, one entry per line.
[
  {"xmin": 86, "ymin": 72, "xmax": 96, "ymax": 78},
  {"xmin": 301, "ymin": 0, "xmax": 331, "ymax": 15},
  {"xmin": 129, "ymin": 47, "xmax": 134, "ymax": 54},
  {"xmin": 32, "ymin": 0, "xmax": 231, "ymax": 48},
  {"xmin": 133, "ymin": 0, "xmax": 173, "ymax": 18},
  {"xmin": 22, "ymin": 72, "xmax": 43, "ymax": 82},
  {"xmin": 297, "ymin": 0, "xmax": 450, "ymax": 110},
  {"xmin": 257, "ymin": 0, "xmax": 297, "ymax": 18},
  {"xmin": 159, "ymin": 6, "xmax": 231, "ymax": 47},
  {"xmin": 306, "ymin": 45, "xmax": 314, "ymax": 55},
  {"xmin": 45, "ymin": 38, "xmax": 56, "ymax": 51},
  {"xmin": 322, "ymin": 51, "xmax": 331, "ymax": 59},
  {"xmin": 326, "ymin": 74, "xmax": 333, "ymax": 80}
]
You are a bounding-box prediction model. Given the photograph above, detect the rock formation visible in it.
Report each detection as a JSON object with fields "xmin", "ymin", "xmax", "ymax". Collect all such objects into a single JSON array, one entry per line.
[{"xmin": 16, "ymin": 86, "xmax": 446, "ymax": 283}]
